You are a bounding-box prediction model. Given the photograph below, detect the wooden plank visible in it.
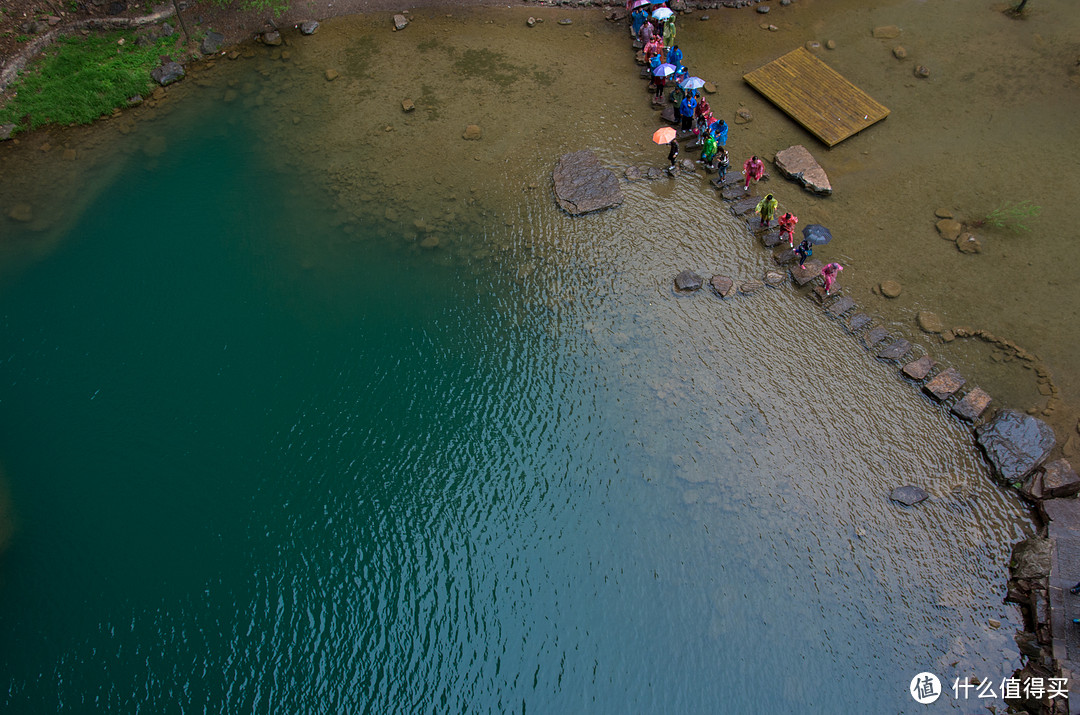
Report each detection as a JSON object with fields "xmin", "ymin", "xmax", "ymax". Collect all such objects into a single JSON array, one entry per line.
[{"xmin": 743, "ymin": 47, "xmax": 889, "ymax": 146}]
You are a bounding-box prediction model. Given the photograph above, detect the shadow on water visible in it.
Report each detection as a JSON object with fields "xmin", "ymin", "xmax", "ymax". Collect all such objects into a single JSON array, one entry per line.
[{"xmin": 0, "ymin": 1, "xmax": 1063, "ymax": 711}]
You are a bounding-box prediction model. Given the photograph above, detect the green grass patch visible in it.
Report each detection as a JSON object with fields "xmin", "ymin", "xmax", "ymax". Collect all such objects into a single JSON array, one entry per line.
[{"xmin": 0, "ymin": 31, "xmax": 177, "ymax": 133}]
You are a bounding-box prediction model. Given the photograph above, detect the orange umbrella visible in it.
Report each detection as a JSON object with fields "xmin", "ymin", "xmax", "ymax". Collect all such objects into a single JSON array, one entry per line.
[{"xmin": 652, "ymin": 127, "xmax": 677, "ymax": 144}]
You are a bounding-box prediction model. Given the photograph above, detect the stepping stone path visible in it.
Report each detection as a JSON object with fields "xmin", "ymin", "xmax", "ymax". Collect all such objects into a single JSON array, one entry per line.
[
  {"xmin": 847, "ymin": 313, "xmax": 872, "ymax": 332},
  {"xmin": 902, "ymin": 355, "xmax": 935, "ymax": 380},
  {"xmin": 674, "ymin": 269, "xmax": 704, "ymax": 292},
  {"xmin": 773, "ymin": 248, "xmax": 796, "ymax": 265},
  {"xmin": 825, "ymin": 296, "xmax": 855, "ymax": 317},
  {"xmin": 740, "ymin": 280, "xmax": 765, "ymax": 294},
  {"xmin": 876, "ymin": 338, "xmax": 911, "ymax": 361},
  {"xmin": 952, "ymin": 387, "xmax": 992, "ymax": 421},
  {"xmin": 763, "ymin": 271, "xmax": 786, "ymax": 287},
  {"xmin": 709, "ymin": 275, "xmax": 736, "ymax": 298},
  {"xmin": 791, "ymin": 260, "xmax": 822, "ymax": 286},
  {"xmin": 729, "ymin": 196, "xmax": 759, "ymax": 216},
  {"xmin": 862, "ymin": 326, "xmax": 889, "ymax": 350},
  {"xmin": 923, "ymin": 367, "xmax": 965, "ymax": 401},
  {"xmin": 761, "ymin": 230, "xmax": 786, "ymax": 248}
]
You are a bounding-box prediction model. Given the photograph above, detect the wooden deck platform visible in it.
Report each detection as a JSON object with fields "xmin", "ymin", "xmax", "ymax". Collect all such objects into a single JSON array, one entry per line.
[{"xmin": 743, "ymin": 47, "xmax": 890, "ymax": 147}]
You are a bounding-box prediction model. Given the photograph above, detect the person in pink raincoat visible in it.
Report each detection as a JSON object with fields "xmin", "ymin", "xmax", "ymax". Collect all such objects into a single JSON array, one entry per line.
[
  {"xmin": 821, "ymin": 262, "xmax": 844, "ymax": 295},
  {"xmin": 777, "ymin": 212, "xmax": 798, "ymax": 248},
  {"xmin": 742, "ymin": 155, "xmax": 765, "ymax": 191}
]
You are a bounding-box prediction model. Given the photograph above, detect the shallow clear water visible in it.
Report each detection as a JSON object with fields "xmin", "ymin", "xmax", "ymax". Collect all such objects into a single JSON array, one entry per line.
[{"xmin": 0, "ymin": 4, "xmax": 1041, "ymax": 712}]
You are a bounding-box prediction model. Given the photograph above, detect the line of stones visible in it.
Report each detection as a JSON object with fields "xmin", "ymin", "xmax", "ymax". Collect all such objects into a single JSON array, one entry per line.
[{"xmin": 670, "ymin": 168, "xmax": 1077, "ymax": 715}]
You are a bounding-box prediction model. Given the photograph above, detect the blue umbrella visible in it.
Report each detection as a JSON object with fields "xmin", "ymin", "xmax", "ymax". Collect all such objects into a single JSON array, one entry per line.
[
  {"xmin": 678, "ymin": 76, "xmax": 705, "ymax": 91},
  {"xmin": 652, "ymin": 63, "xmax": 676, "ymax": 77},
  {"xmin": 803, "ymin": 224, "xmax": 833, "ymax": 245}
]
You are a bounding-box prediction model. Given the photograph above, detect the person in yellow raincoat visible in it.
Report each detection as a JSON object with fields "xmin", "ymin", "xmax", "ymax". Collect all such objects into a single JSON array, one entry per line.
[
  {"xmin": 755, "ymin": 193, "xmax": 778, "ymax": 228},
  {"xmin": 663, "ymin": 17, "xmax": 676, "ymax": 47}
]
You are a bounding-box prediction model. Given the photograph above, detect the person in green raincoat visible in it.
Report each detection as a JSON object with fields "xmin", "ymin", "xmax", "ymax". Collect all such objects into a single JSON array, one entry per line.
[
  {"xmin": 663, "ymin": 17, "xmax": 676, "ymax": 48},
  {"xmin": 701, "ymin": 132, "xmax": 718, "ymax": 170},
  {"xmin": 755, "ymin": 193, "xmax": 779, "ymax": 228}
]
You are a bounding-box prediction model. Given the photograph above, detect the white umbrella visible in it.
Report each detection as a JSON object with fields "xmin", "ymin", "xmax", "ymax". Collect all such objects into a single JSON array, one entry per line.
[
  {"xmin": 679, "ymin": 76, "xmax": 706, "ymax": 90},
  {"xmin": 651, "ymin": 7, "xmax": 674, "ymax": 20}
]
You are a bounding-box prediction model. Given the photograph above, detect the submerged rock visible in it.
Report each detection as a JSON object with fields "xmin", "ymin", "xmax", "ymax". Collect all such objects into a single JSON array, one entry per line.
[
  {"xmin": 393, "ymin": 14, "xmax": 409, "ymax": 30},
  {"xmin": 774, "ymin": 145, "xmax": 832, "ymax": 195},
  {"xmin": 7, "ymin": 204, "xmax": 33, "ymax": 222},
  {"xmin": 977, "ymin": 409, "xmax": 1056, "ymax": 483},
  {"xmin": 872, "ymin": 25, "xmax": 901, "ymax": 39},
  {"xmin": 462, "ymin": 124, "xmax": 482, "ymax": 140},
  {"xmin": 879, "ymin": 279, "xmax": 902, "ymax": 298},
  {"xmin": 262, "ymin": 30, "xmax": 282, "ymax": 46},
  {"xmin": 917, "ymin": 311, "xmax": 944, "ymax": 334},
  {"xmin": 552, "ymin": 150, "xmax": 623, "ymax": 216},
  {"xmin": 300, "ymin": 20, "xmax": 320, "ymax": 35}
]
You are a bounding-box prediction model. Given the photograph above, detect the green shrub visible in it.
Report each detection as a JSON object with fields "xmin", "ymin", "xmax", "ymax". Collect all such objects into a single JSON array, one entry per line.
[{"xmin": 0, "ymin": 31, "xmax": 175, "ymax": 132}]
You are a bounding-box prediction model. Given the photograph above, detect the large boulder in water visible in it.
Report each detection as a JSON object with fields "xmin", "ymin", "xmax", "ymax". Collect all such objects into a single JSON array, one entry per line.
[
  {"xmin": 552, "ymin": 150, "xmax": 623, "ymax": 216},
  {"xmin": 976, "ymin": 409, "xmax": 1056, "ymax": 483},
  {"xmin": 774, "ymin": 145, "xmax": 832, "ymax": 195}
]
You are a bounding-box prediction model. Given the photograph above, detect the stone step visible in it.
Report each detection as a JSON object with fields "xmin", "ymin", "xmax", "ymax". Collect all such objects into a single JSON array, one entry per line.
[{"xmin": 923, "ymin": 367, "xmax": 965, "ymax": 401}]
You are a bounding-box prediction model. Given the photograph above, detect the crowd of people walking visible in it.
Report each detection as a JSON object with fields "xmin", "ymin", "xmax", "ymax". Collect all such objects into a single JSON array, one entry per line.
[{"xmin": 630, "ymin": 2, "xmax": 843, "ymax": 294}]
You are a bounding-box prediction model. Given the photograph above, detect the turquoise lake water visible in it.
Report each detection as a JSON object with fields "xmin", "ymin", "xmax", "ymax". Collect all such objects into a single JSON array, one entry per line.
[{"xmin": 0, "ymin": 13, "xmax": 1038, "ymax": 712}]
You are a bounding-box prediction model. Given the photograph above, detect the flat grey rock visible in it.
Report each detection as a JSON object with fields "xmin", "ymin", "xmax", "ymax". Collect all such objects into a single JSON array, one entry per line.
[
  {"xmin": 977, "ymin": 409, "xmax": 1056, "ymax": 483},
  {"xmin": 890, "ymin": 485, "xmax": 928, "ymax": 506},
  {"xmin": 761, "ymin": 230, "xmax": 786, "ymax": 247},
  {"xmin": 739, "ymin": 280, "xmax": 764, "ymax": 294},
  {"xmin": 553, "ymin": 150, "xmax": 623, "ymax": 216},
  {"xmin": 877, "ymin": 338, "xmax": 911, "ymax": 361},
  {"xmin": 847, "ymin": 313, "xmax": 872, "ymax": 333},
  {"xmin": 674, "ymin": 269, "xmax": 704, "ymax": 292},
  {"xmin": 825, "ymin": 296, "xmax": 855, "ymax": 317},
  {"xmin": 729, "ymin": 196, "xmax": 759, "ymax": 216},
  {"xmin": 791, "ymin": 259, "xmax": 823, "ymax": 286},
  {"xmin": 862, "ymin": 326, "xmax": 889, "ymax": 349}
]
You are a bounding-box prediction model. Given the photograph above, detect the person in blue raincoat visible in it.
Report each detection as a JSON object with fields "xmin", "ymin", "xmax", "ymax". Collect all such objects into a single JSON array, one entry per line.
[
  {"xmin": 680, "ymin": 92, "xmax": 697, "ymax": 132},
  {"xmin": 666, "ymin": 45, "xmax": 683, "ymax": 71},
  {"xmin": 631, "ymin": 7, "xmax": 647, "ymax": 37},
  {"xmin": 711, "ymin": 118, "xmax": 729, "ymax": 147}
]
